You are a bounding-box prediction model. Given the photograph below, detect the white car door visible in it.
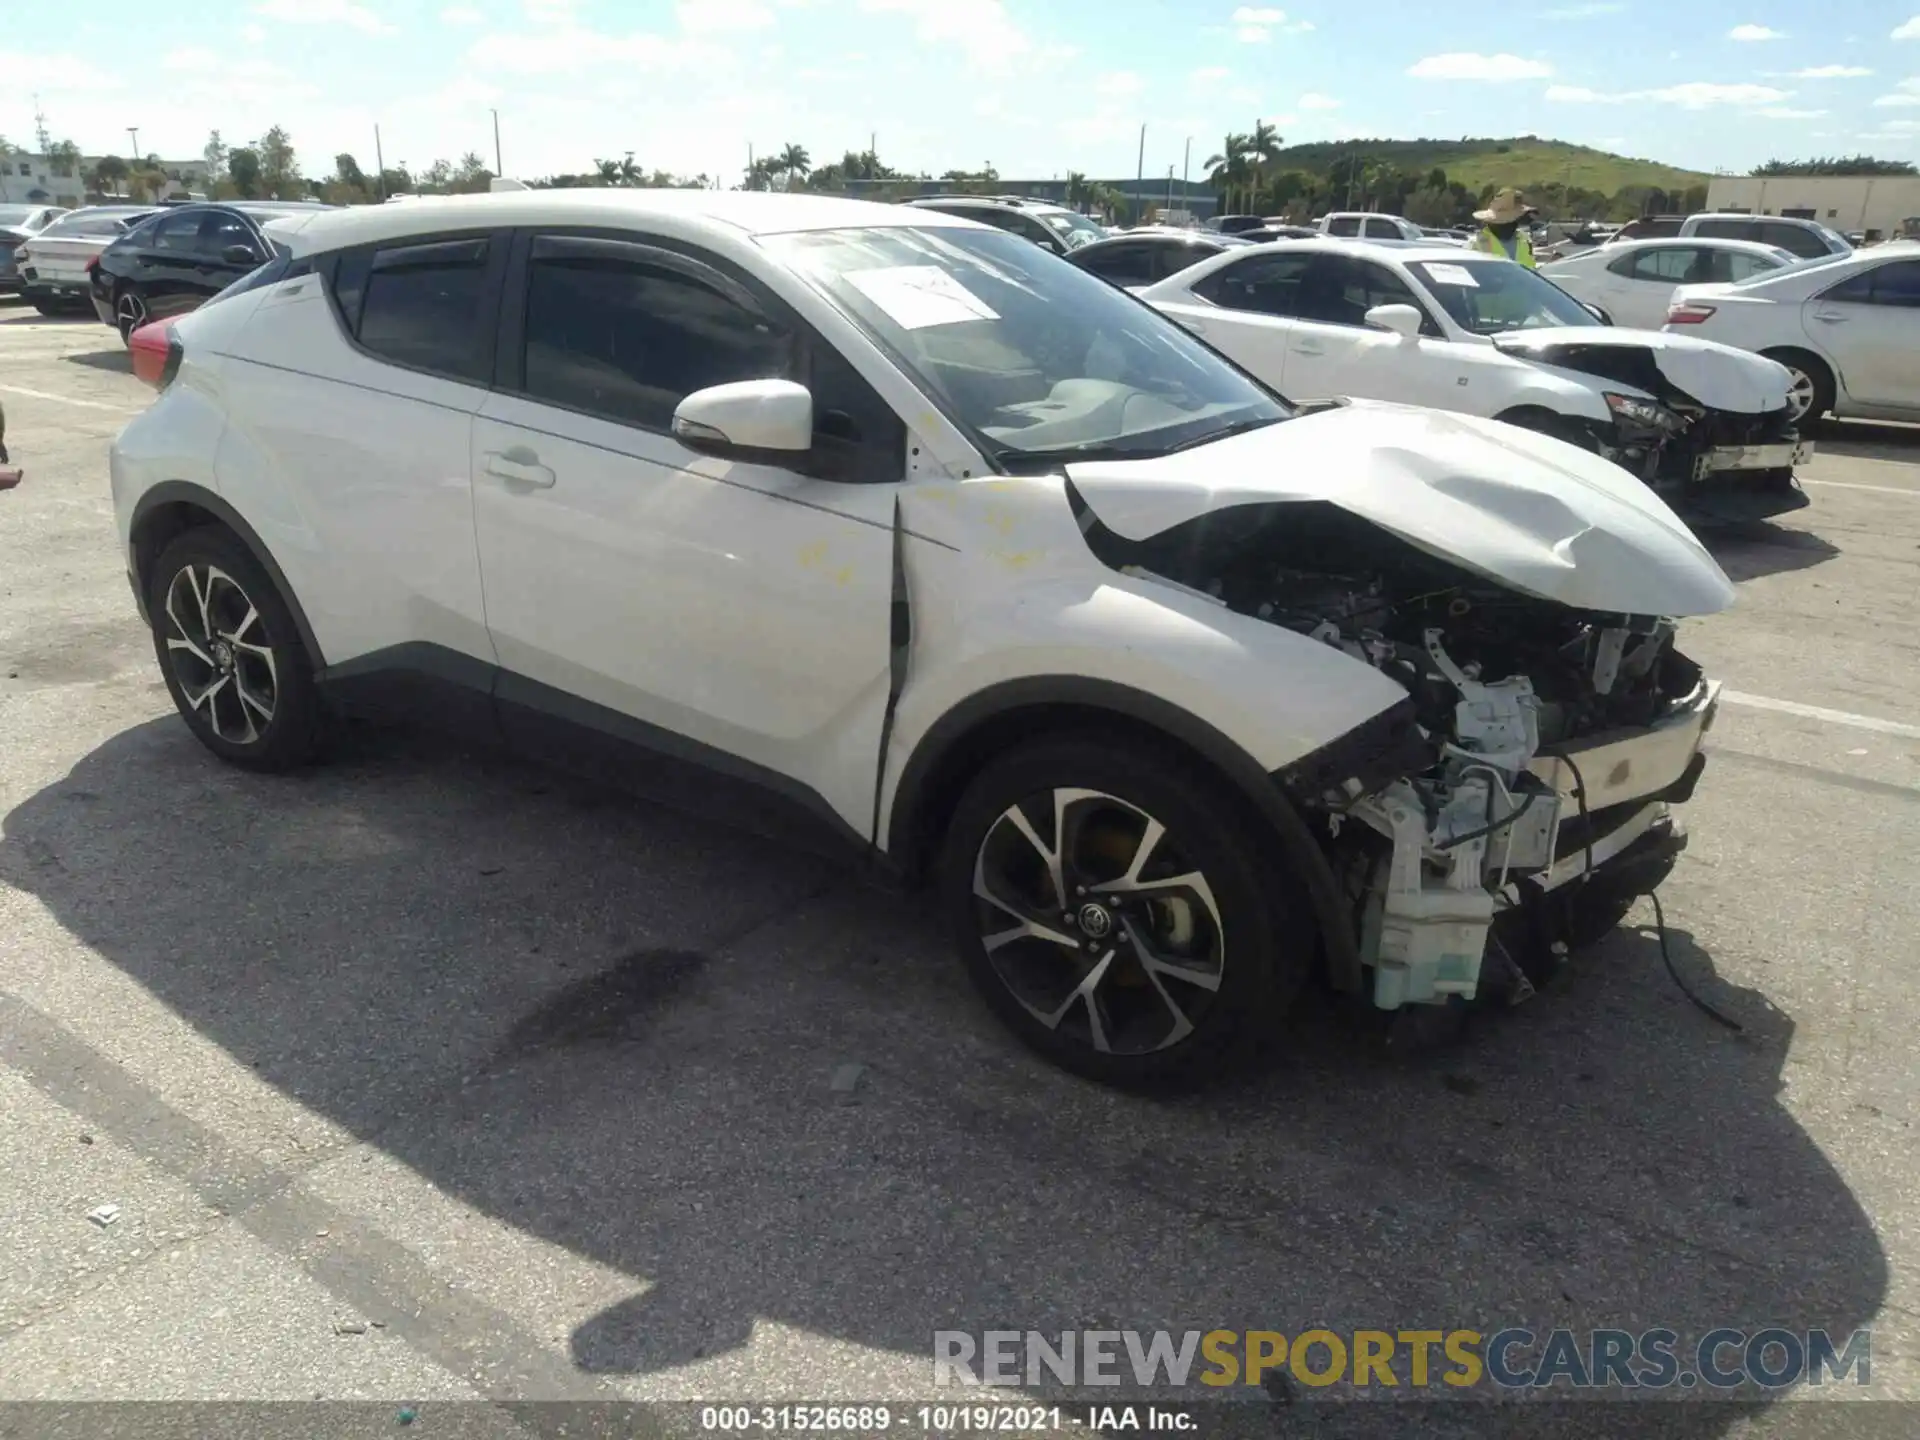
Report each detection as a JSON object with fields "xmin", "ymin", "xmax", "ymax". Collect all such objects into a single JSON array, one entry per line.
[
  {"xmin": 1804, "ymin": 257, "xmax": 1920, "ymax": 410},
  {"xmin": 469, "ymin": 231, "xmax": 901, "ymax": 838}
]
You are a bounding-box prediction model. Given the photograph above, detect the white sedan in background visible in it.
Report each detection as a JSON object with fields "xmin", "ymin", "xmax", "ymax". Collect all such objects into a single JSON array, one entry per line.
[
  {"xmin": 1540, "ymin": 237, "xmax": 1796, "ymax": 330},
  {"xmin": 1665, "ymin": 240, "xmax": 1920, "ymax": 423},
  {"xmin": 1138, "ymin": 238, "xmax": 1810, "ymax": 518}
]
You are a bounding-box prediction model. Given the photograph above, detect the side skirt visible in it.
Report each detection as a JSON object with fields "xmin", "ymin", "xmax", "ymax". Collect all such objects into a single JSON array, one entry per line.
[{"xmin": 314, "ymin": 643, "xmax": 878, "ymax": 872}]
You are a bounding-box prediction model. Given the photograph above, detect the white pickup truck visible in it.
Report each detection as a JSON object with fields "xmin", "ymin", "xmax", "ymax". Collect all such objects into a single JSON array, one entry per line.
[{"xmin": 1316, "ymin": 212, "xmax": 1467, "ymax": 246}]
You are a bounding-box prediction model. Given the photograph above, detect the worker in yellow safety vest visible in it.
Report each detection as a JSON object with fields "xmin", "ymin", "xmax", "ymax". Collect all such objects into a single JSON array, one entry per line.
[{"xmin": 1469, "ymin": 187, "xmax": 1538, "ymax": 268}]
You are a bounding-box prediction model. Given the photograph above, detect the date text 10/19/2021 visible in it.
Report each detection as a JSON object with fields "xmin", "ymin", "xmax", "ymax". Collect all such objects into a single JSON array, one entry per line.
[{"xmin": 700, "ymin": 1406, "xmax": 1193, "ymax": 1432}]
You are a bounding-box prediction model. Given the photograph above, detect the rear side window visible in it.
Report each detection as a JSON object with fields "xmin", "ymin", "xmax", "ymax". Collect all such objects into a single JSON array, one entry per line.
[
  {"xmin": 1325, "ymin": 216, "xmax": 1361, "ymax": 237},
  {"xmin": 1076, "ymin": 242, "xmax": 1158, "ymax": 285},
  {"xmin": 1693, "ymin": 218, "xmax": 1756, "ymax": 242},
  {"xmin": 352, "ymin": 237, "xmax": 494, "ymax": 382},
  {"xmin": 1362, "ymin": 218, "xmax": 1401, "ymax": 240},
  {"xmin": 1757, "ymin": 221, "xmax": 1829, "ymax": 258}
]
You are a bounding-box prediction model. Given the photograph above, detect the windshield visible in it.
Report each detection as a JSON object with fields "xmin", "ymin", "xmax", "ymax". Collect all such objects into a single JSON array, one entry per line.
[
  {"xmin": 763, "ymin": 226, "xmax": 1290, "ymax": 465},
  {"xmin": 1037, "ymin": 209, "xmax": 1107, "ymax": 251},
  {"xmin": 1408, "ymin": 257, "xmax": 1600, "ymax": 334}
]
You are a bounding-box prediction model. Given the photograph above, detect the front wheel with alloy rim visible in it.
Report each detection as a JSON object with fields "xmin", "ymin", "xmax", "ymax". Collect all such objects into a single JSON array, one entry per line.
[
  {"xmin": 147, "ymin": 527, "xmax": 322, "ymax": 771},
  {"xmin": 939, "ymin": 736, "xmax": 1309, "ymax": 1088},
  {"xmin": 114, "ymin": 286, "xmax": 147, "ymax": 345}
]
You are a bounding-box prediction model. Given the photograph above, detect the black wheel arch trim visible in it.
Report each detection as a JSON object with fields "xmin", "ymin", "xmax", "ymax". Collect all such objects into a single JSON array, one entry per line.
[
  {"xmin": 129, "ymin": 481, "xmax": 329, "ymax": 669},
  {"xmin": 886, "ymin": 674, "xmax": 1371, "ymax": 990}
]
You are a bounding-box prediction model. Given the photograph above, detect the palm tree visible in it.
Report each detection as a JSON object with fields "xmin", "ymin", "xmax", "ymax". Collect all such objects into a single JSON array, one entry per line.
[
  {"xmin": 1205, "ymin": 133, "xmax": 1250, "ymax": 214},
  {"xmin": 778, "ymin": 143, "xmax": 811, "ymax": 188},
  {"xmin": 1065, "ymin": 170, "xmax": 1089, "ymax": 208},
  {"xmin": 593, "ymin": 157, "xmax": 622, "ymax": 186}
]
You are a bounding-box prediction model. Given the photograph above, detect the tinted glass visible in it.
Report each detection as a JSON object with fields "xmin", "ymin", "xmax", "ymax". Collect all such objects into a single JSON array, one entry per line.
[
  {"xmin": 1076, "ymin": 242, "xmax": 1158, "ymax": 284},
  {"xmin": 1193, "ymin": 250, "xmax": 1320, "ymax": 316},
  {"xmin": 1693, "ymin": 218, "xmax": 1756, "ymax": 242},
  {"xmin": 203, "ymin": 212, "xmax": 262, "ymax": 259},
  {"xmin": 1341, "ymin": 259, "xmax": 1432, "ymax": 328},
  {"xmin": 1362, "ymin": 218, "xmax": 1401, "ymax": 240},
  {"xmin": 763, "ymin": 226, "xmax": 1289, "ymax": 465},
  {"xmin": 523, "ymin": 250, "xmax": 794, "ymax": 430},
  {"xmin": 1325, "ymin": 216, "xmax": 1361, "ymax": 237},
  {"xmin": 150, "ymin": 212, "xmax": 206, "ymax": 251},
  {"xmin": 1871, "ymin": 260, "xmax": 1920, "ymax": 306},
  {"xmin": 357, "ymin": 238, "xmax": 492, "ymax": 381},
  {"xmin": 1757, "ymin": 221, "xmax": 1830, "ymax": 258}
]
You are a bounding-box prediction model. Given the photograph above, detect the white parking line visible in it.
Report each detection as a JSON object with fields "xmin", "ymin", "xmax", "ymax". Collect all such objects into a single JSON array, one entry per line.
[
  {"xmin": 0, "ymin": 383, "xmax": 132, "ymax": 413},
  {"xmin": 1723, "ymin": 690, "xmax": 1920, "ymax": 740},
  {"xmin": 1800, "ymin": 478, "xmax": 1920, "ymax": 498}
]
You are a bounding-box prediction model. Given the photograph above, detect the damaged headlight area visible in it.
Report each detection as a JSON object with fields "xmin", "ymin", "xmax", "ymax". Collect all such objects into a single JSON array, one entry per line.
[
  {"xmin": 1603, "ymin": 391, "xmax": 1686, "ymax": 434},
  {"xmin": 1084, "ymin": 498, "xmax": 1718, "ymax": 1012}
]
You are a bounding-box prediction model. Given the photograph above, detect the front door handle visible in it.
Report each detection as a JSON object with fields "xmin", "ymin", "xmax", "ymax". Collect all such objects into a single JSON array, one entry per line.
[
  {"xmin": 1811, "ymin": 311, "xmax": 1848, "ymax": 324},
  {"xmin": 1293, "ymin": 340, "xmax": 1326, "ymax": 356},
  {"xmin": 1176, "ymin": 316, "xmax": 1206, "ymax": 335},
  {"xmin": 484, "ymin": 447, "xmax": 556, "ymax": 488}
]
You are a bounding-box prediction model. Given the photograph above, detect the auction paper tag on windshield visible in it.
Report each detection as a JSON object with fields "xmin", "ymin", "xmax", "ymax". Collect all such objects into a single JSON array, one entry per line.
[
  {"xmin": 845, "ymin": 265, "xmax": 1000, "ymax": 328},
  {"xmin": 1424, "ymin": 263, "xmax": 1480, "ymax": 288}
]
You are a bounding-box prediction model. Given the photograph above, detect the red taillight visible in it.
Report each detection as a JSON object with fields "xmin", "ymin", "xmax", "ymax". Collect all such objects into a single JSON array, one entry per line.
[
  {"xmin": 1666, "ymin": 301, "xmax": 1716, "ymax": 325},
  {"xmin": 83, "ymin": 252, "xmax": 101, "ymax": 272},
  {"xmin": 129, "ymin": 320, "xmax": 181, "ymax": 390}
]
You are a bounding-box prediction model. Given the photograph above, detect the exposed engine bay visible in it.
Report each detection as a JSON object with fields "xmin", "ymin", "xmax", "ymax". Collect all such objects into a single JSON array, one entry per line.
[{"xmin": 1079, "ymin": 497, "xmax": 1719, "ymax": 1010}]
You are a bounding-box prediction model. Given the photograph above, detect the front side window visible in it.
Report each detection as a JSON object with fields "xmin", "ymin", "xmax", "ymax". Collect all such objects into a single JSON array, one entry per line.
[
  {"xmin": 762, "ymin": 225, "xmax": 1288, "ymax": 466},
  {"xmin": 354, "ymin": 237, "xmax": 493, "ymax": 381},
  {"xmin": 522, "ymin": 243, "xmax": 794, "ymax": 431},
  {"xmin": 1325, "ymin": 216, "xmax": 1361, "ymax": 237},
  {"xmin": 1036, "ymin": 209, "xmax": 1107, "ymax": 251},
  {"xmin": 1408, "ymin": 257, "xmax": 1600, "ymax": 334},
  {"xmin": 203, "ymin": 212, "xmax": 262, "ymax": 260}
]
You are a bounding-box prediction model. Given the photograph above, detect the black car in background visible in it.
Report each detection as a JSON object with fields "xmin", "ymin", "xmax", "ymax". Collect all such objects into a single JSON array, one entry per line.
[
  {"xmin": 89, "ymin": 201, "xmax": 332, "ymax": 342},
  {"xmin": 1065, "ymin": 229, "xmax": 1253, "ymax": 287}
]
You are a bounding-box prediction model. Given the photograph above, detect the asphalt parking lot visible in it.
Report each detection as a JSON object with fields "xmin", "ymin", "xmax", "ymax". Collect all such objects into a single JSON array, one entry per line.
[{"xmin": 1, "ymin": 299, "xmax": 1917, "ymax": 1437}]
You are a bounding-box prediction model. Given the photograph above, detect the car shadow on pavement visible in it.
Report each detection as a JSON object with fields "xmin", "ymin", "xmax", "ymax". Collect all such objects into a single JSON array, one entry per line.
[
  {"xmin": 61, "ymin": 349, "xmax": 131, "ymax": 374},
  {"xmin": 0, "ymin": 309, "xmax": 93, "ymax": 327},
  {"xmin": 0, "ymin": 717, "xmax": 1888, "ymax": 1426},
  {"xmin": 1696, "ymin": 520, "xmax": 1840, "ymax": 583}
]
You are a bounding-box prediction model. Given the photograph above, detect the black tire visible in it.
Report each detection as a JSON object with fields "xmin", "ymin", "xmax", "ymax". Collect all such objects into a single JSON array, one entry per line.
[
  {"xmin": 938, "ymin": 734, "xmax": 1309, "ymax": 1089},
  {"xmin": 30, "ymin": 299, "xmax": 66, "ymax": 318},
  {"xmin": 1497, "ymin": 406, "xmax": 1597, "ymax": 451},
  {"xmin": 1760, "ymin": 347, "xmax": 1834, "ymax": 425},
  {"xmin": 147, "ymin": 526, "xmax": 322, "ymax": 772}
]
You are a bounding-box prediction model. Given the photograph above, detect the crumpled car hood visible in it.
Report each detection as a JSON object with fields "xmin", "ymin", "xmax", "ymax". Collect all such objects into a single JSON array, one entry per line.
[
  {"xmin": 1065, "ymin": 400, "xmax": 1736, "ymax": 616},
  {"xmin": 1491, "ymin": 325, "xmax": 1792, "ymax": 413}
]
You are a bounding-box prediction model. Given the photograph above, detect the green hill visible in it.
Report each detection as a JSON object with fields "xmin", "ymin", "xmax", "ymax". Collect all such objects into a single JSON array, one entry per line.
[{"xmin": 1268, "ymin": 135, "xmax": 1710, "ymax": 196}]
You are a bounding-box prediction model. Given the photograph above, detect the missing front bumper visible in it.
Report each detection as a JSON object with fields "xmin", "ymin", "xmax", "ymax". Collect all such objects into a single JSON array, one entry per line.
[{"xmin": 1692, "ymin": 439, "xmax": 1814, "ymax": 479}]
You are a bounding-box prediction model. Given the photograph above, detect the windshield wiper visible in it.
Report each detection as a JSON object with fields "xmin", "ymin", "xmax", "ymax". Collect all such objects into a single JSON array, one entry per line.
[{"xmin": 1164, "ymin": 413, "xmax": 1288, "ymax": 452}]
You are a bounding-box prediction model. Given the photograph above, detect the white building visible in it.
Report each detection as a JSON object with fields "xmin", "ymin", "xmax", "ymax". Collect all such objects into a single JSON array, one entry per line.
[
  {"xmin": 1703, "ymin": 173, "xmax": 1920, "ymax": 242},
  {"xmin": 0, "ymin": 153, "xmax": 213, "ymax": 207}
]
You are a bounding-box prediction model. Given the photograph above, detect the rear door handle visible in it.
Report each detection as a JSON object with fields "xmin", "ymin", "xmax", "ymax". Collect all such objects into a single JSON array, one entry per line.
[
  {"xmin": 1293, "ymin": 340, "xmax": 1325, "ymax": 356},
  {"xmin": 1175, "ymin": 316, "xmax": 1206, "ymax": 335},
  {"xmin": 484, "ymin": 447, "xmax": 556, "ymax": 488},
  {"xmin": 1812, "ymin": 311, "xmax": 1848, "ymax": 324}
]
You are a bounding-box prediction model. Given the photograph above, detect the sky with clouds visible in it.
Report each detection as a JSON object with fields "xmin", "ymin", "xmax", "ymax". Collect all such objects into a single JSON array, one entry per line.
[{"xmin": 3, "ymin": 0, "xmax": 1918, "ymax": 182}]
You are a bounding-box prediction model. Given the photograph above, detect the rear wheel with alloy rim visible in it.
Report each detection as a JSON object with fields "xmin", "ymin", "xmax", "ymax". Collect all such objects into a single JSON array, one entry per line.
[
  {"xmin": 940, "ymin": 736, "xmax": 1307, "ymax": 1088},
  {"xmin": 148, "ymin": 527, "xmax": 322, "ymax": 771},
  {"xmin": 1762, "ymin": 348, "xmax": 1833, "ymax": 425},
  {"xmin": 114, "ymin": 286, "xmax": 147, "ymax": 345}
]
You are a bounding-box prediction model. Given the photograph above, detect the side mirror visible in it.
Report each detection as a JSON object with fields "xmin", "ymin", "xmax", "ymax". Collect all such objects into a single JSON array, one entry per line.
[
  {"xmin": 222, "ymin": 244, "xmax": 262, "ymax": 266},
  {"xmin": 1583, "ymin": 302, "xmax": 1613, "ymax": 325},
  {"xmin": 671, "ymin": 379, "xmax": 814, "ymax": 458},
  {"xmin": 1364, "ymin": 303, "xmax": 1424, "ymax": 340}
]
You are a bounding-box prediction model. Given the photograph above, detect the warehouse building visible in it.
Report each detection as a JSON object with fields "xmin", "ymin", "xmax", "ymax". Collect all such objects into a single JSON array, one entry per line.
[{"xmin": 1703, "ymin": 174, "xmax": 1920, "ymax": 242}]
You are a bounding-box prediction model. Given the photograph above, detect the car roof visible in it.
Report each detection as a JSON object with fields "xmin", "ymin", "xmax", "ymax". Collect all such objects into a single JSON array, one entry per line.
[
  {"xmin": 1556, "ymin": 235, "xmax": 1791, "ymax": 258},
  {"xmin": 906, "ymin": 195, "xmax": 1080, "ymax": 217},
  {"xmin": 263, "ymin": 188, "xmax": 981, "ymax": 257}
]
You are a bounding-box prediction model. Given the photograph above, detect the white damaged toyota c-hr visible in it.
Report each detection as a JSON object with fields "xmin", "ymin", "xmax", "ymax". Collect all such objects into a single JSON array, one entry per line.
[{"xmin": 110, "ymin": 190, "xmax": 1731, "ymax": 1086}]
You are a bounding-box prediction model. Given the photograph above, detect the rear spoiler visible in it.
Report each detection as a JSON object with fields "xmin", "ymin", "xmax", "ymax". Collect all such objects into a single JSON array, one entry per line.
[{"xmin": 490, "ymin": 177, "xmax": 530, "ymax": 193}]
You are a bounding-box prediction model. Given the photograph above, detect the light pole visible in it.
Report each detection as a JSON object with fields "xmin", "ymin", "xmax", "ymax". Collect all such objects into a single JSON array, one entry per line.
[
  {"xmin": 1182, "ymin": 137, "xmax": 1192, "ymax": 223},
  {"xmin": 492, "ymin": 109, "xmax": 503, "ymax": 177},
  {"xmin": 126, "ymin": 127, "xmax": 140, "ymax": 163}
]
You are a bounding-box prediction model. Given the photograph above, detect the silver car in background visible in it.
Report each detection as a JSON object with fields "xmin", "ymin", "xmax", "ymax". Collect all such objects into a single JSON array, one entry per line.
[
  {"xmin": 14, "ymin": 206, "xmax": 156, "ymax": 315},
  {"xmin": 0, "ymin": 204, "xmax": 71, "ymax": 298}
]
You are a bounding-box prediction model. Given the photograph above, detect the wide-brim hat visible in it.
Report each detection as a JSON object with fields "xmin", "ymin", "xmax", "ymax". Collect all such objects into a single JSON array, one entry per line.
[{"xmin": 1474, "ymin": 187, "xmax": 1537, "ymax": 225}]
